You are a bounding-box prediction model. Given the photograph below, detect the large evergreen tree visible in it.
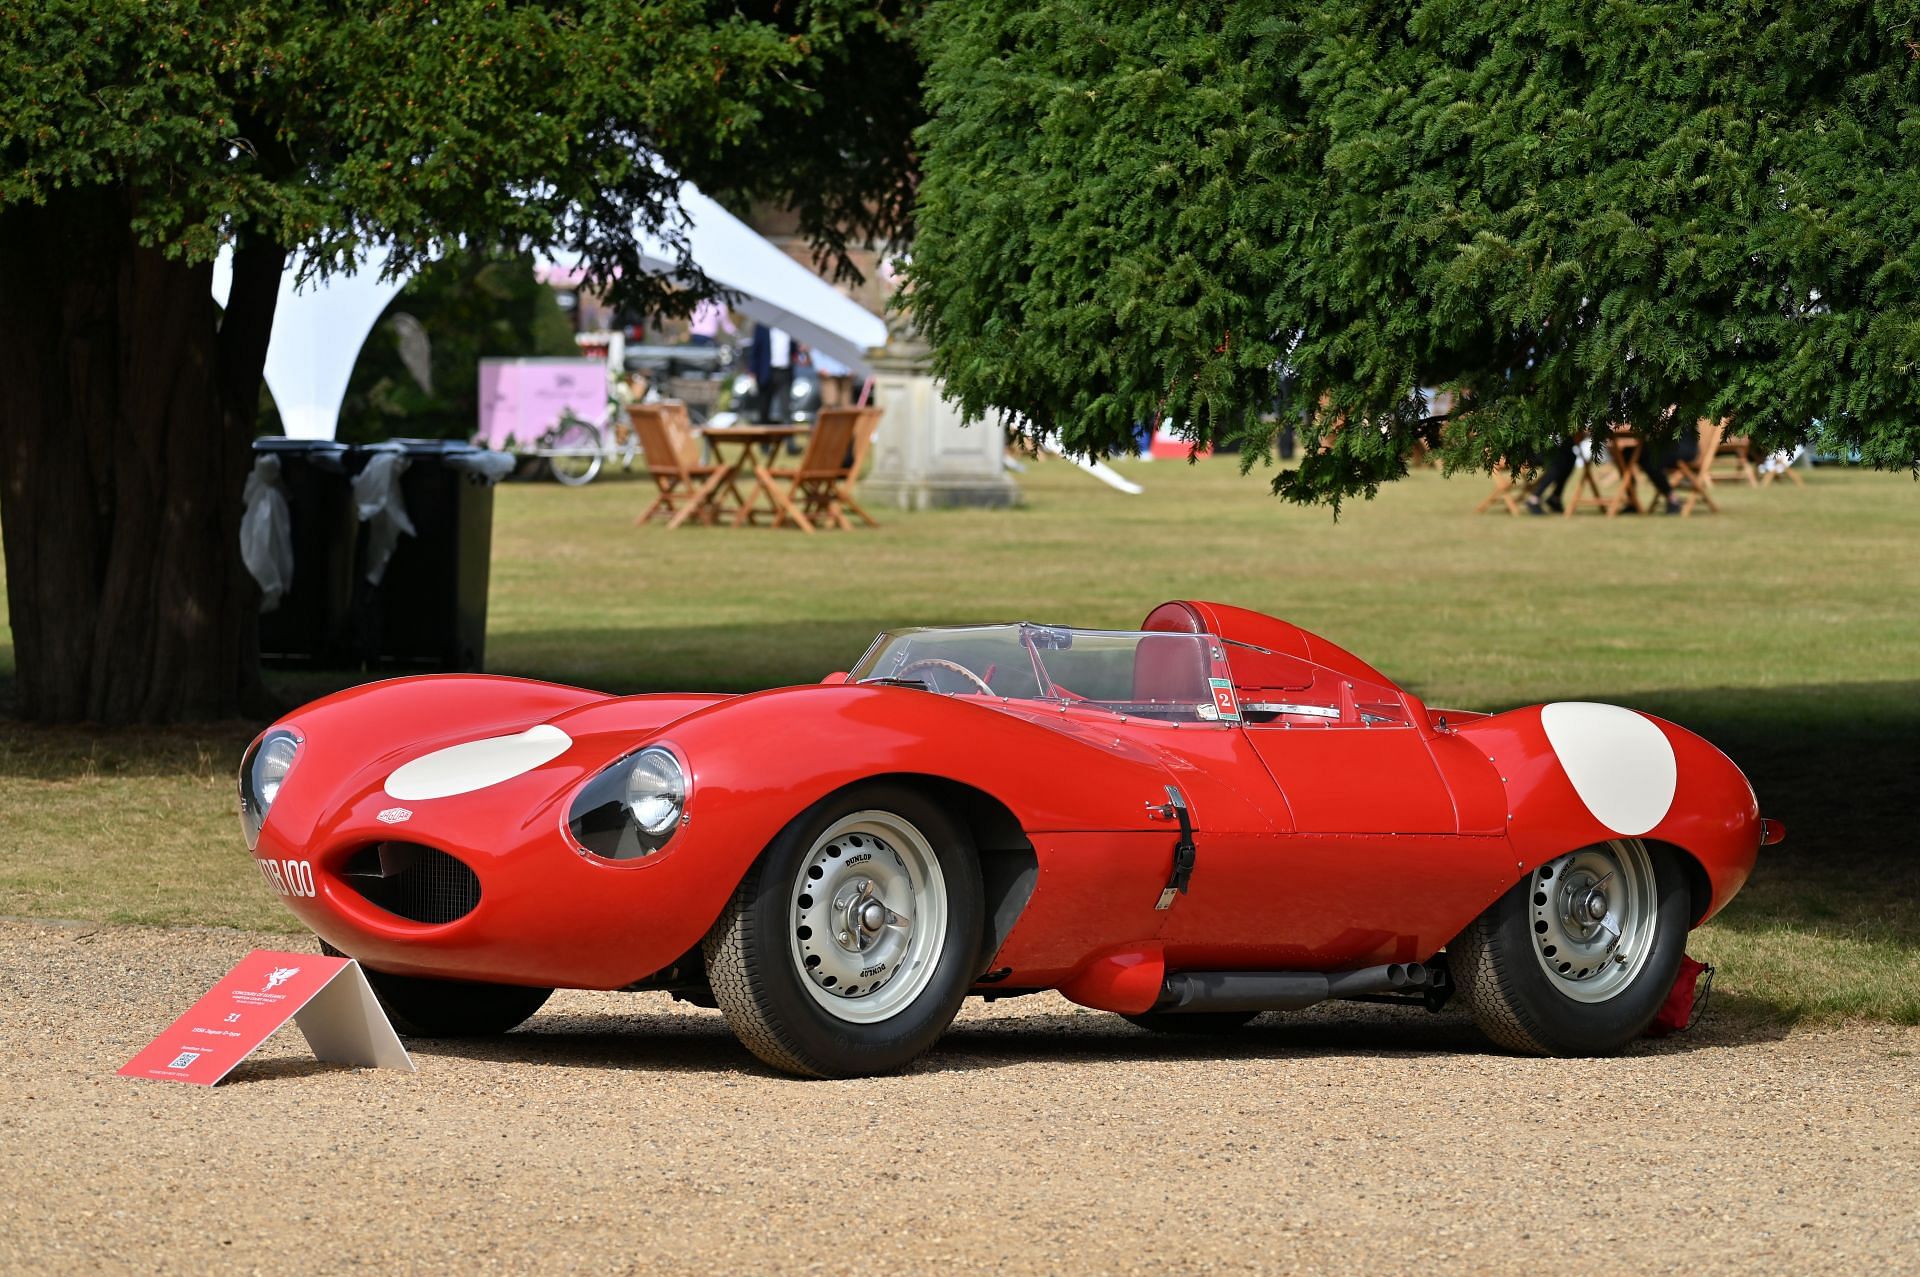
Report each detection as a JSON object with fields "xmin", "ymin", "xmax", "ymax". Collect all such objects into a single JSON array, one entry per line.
[
  {"xmin": 0, "ymin": 0, "xmax": 917, "ymax": 723},
  {"xmin": 908, "ymin": 1, "xmax": 1920, "ymax": 505}
]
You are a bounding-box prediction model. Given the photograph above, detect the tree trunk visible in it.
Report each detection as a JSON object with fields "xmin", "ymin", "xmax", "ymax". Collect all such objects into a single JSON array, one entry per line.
[{"xmin": 0, "ymin": 186, "xmax": 284, "ymax": 723}]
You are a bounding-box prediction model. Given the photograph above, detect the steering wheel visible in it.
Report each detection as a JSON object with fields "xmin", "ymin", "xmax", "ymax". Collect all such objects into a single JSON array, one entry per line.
[{"xmin": 897, "ymin": 658, "xmax": 995, "ymax": 696}]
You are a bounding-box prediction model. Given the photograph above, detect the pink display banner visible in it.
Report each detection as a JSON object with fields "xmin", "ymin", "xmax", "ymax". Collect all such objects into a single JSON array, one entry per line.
[
  {"xmin": 477, "ymin": 357, "xmax": 608, "ymax": 450},
  {"xmin": 118, "ymin": 949, "xmax": 412, "ymax": 1086}
]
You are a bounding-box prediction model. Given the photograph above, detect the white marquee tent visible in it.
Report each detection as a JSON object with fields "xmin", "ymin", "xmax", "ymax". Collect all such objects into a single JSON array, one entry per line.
[{"xmin": 212, "ymin": 182, "xmax": 890, "ymax": 441}]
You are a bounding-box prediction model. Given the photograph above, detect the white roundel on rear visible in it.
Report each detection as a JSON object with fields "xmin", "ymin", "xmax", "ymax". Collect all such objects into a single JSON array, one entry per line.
[
  {"xmin": 1539, "ymin": 702, "xmax": 1677, "ymax": 836},
  {"xmin": 384, "ymin": 724, "xmax": 572, "ymax": 801}
]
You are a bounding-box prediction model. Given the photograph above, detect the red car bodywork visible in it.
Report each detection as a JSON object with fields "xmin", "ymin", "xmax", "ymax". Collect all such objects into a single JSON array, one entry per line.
[{"xmin": 247, "ymin": 601, "xmax": 1763, "ymax": 1015}]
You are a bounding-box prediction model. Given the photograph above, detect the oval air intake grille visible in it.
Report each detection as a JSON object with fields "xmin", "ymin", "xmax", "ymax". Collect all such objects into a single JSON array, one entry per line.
[{"xmin": 338, "ymin": 842, "xmax": 481, "ymax": 924}]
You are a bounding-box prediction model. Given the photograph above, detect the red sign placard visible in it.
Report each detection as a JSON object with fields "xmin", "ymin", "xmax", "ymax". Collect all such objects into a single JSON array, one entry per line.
[{"xmin": 119, "ymin": 949, "xmax": 412, "ymax": 1085}]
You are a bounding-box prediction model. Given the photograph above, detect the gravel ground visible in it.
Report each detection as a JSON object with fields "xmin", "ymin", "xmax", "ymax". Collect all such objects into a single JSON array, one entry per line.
[{"xmin": 3, "ymin": 918, "xmax": 1915, "ymax": 1275}]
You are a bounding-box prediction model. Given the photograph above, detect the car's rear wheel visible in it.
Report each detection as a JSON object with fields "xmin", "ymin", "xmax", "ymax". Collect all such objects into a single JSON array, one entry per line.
[
  {"xmin": 1448, "ymin": 839, "xmax": 1689, "ymax": 1055},
  {"xmin": 703, "ymin": 784, "xmax": 985, "ymax": 1078},
  {"xmin": 318, "ymin": 941, "xmax": 552, "ymax": 1037},
  {"xmin": 1123, "ymin": 1010, "xmax": 1260, "ymax": 1035}
]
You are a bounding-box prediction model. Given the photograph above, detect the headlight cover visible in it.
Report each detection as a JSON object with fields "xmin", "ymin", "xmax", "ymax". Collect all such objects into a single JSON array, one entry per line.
[
  {"xmin": 568, "ymin": 746, "xmax": 687, "ymax": 861},
  {"xmin": 239, "ymin": 728, "xmax": 302, "ymax": 850}
]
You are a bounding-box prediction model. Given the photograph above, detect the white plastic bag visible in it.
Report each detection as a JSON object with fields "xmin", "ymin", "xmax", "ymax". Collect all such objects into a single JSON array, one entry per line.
[
  {"xmin": 445, "ymin": 448, "xmax": 517, "ymax": 483},
  {"xmin": 352, "ymin": 450, "xmax": 416, "ymax": 586},
  {"xmin": 240, "ymin": 455, "xmax": 296, "ymax": 611}
]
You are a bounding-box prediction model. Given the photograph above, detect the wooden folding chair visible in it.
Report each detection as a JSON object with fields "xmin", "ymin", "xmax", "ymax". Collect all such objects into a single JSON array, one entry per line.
[
  {"xmin": 1563, "ymin": 443, "xmax": 1617, "ymax": 516},
  {"xmin": 768, "ymin": 412, "xmax": 860, "ymax": 530},
  {"xmin": 1474, "ymin": 461, "xmax": 1530, "ymax": 515},
  {"xmin": 1665, "ymin": 419, "xmax": 1722, "ymax": 517},
  {"xmin": 1761, "ymin": 446, "xmax": 1808, "ymax": 487},
  {"xmin": 1709, "ymin": 425, "xmax": 1761, "ymax": 487},
  {"xmin": 819, "ymin": 406, "xmax": 884, "ymax": 528},
  {"xmin": 655, "ymin": 399, "xmax": 700, "ymax": 458},
  {"xmin": 631, "ymin": 404, "xmax": 726, "ymax": 526},
  {"xmin": 1599, "ymin": 430, "xmax": 1653, "ymax": 517}
]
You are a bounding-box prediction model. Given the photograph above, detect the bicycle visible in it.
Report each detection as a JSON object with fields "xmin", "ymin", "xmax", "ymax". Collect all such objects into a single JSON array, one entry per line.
[{"xmin": 539, "ymin": 407, "xmax": 638, "ymax": 486}]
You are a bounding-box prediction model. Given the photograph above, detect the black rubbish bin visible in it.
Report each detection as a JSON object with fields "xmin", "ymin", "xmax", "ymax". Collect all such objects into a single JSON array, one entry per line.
[
  {"xmin": 250, "ymin": 437, "xmax": 357, "ymax": 666},
  {"xmin": 349, "ymin": 439, "xmax": 507, "ymax": 672}
]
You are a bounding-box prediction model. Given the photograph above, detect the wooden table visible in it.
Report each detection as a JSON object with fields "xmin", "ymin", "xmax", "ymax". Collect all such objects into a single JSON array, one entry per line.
[
  {"xmin": 668, "ymin": 425, "xmax": 812, "ymax": 531},
  {"xmin": 1564, "ymin": 429, "xmax": 1651, "ymax": 517},
  {"xmin": 1600, "ymin": 429, "xmax": 1651, "ymax": 517}
]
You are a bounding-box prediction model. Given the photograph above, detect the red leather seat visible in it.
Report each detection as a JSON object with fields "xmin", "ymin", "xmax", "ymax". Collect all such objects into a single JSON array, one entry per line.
[{"xmin": 1133, "ymin": 633, "xmax": 1210, "ymax": 706}]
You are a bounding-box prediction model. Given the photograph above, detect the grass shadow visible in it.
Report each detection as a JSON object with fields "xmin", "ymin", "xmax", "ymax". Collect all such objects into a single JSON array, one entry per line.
[
  {"xmin": 479, "ymin": 619, "xmax": 971, "ymax": 695},
  {"xmin": 1611, "ymin": 680, "xmax": 1920, "ymax": 877}
]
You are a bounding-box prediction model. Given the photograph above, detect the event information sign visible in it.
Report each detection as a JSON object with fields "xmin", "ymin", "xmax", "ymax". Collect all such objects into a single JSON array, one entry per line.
[{"xmin": 119, "ymin": 949, "xmax": 413, "ymax": 1086}]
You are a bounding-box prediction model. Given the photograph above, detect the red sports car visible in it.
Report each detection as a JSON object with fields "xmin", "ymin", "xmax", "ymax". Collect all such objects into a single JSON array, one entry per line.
[{"xmin": 240, "ymin": 600, "xmax": 1775, "ymax": 1077}]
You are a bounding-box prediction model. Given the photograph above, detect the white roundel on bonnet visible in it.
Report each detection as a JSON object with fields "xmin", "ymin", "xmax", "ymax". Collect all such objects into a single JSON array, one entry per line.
[
  {"xmin": 384, "ymin": 724, "xmax": 572, "ymax": 801},
  {"xmin": 1539, "ymin": 702, "xmax": 1677, "ymax": 836}
]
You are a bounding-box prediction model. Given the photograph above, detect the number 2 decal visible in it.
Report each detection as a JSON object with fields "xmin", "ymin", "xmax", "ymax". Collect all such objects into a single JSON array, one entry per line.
[{"xmin": 1208, "ymin": 677, "xmax": 1240, "ymax": 720}]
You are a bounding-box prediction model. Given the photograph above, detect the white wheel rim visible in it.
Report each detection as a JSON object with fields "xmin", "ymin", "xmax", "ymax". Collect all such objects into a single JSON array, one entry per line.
[
  {"xmin": 788, "ymin": 810, "xmax": 948, "ymax": 1024},
  {"xmin": 1530, "ymin": 839, "xmax": 1658, "ymax": 1003},
  {"xmin": 549, "ymin": 423, "xmax": 603, "ymax": 485}
]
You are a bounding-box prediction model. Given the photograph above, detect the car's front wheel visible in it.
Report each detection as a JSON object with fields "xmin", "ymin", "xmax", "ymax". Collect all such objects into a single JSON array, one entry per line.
[
  {"xmin": 1448, "ymin": 839, "xmax": 1689, "ymax": 1055},
  {"xmin": 703, "ymin": 784, "xmax": 985, "ymax": 1078},
  {"xmin": 319, "ymin": 941, "xmax": 552, "ymax": 1037}
]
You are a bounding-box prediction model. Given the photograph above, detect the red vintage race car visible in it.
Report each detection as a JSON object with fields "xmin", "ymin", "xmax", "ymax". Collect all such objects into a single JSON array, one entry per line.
[{"xmin": 240, "ymin": 600, "xmax": 1776, "ymax": 1078}]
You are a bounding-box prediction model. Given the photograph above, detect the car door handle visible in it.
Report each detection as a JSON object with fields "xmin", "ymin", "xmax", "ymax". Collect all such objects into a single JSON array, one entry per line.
[{"xmin": 1154, "ymin": 785, "xmax": 1196, "ymax": 910}]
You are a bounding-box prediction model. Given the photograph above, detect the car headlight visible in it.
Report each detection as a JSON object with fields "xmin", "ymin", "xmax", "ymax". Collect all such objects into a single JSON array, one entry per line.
[
  {"xmin": 791, "ymin": 377, "xmax": 815, "ymax": 402},
  {"xmin": 239, "ymin": 728, "xmax": 302, "ymax": 851},
  {"xmin": 568, "ymin": 746, "xmax": 687, "ymax": 860}
]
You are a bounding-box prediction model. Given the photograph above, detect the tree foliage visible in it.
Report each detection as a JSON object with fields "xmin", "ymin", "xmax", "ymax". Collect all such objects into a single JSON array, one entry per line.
[
  {"xmin": 2, "ymin": 0, "xmax": 917, "ymax": 305},
  {"xmin": 0, "ymin": 0, "xmax": 917, "ymax": 722},
  {"xmin": 908, "ymin": 1, "xmax": 1920, "ymax": 505}
]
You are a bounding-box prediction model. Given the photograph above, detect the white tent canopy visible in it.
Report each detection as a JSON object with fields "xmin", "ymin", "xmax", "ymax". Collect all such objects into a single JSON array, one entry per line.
[
  {"xmin": 213, "ymin": 181, "xmax": 889, "ymax": 441},
  {"xmin": 566, "ymin": 182, "xmax": 889, "ymax": 377},
  {"xmin": 212, "ymin": 255, "xmax": 397, "ymax": 441}
]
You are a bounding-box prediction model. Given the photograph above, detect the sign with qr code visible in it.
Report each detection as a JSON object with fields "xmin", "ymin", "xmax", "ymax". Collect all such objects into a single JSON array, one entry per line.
[{"xmin": 119, "ymin": 950, "xmax": 411, "ymax": 1085}]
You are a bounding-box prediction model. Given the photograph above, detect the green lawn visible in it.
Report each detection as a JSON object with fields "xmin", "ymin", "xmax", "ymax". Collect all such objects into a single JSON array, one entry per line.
[{"xmin": 3, "ymin": 455, "xmax": 1916, "ymax": 1024}]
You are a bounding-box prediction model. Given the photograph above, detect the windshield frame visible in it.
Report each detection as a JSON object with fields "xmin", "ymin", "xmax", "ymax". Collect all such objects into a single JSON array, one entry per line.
[{"xmin": 849, "ymin": 623, "xmax": 1239, "ymax": 724}]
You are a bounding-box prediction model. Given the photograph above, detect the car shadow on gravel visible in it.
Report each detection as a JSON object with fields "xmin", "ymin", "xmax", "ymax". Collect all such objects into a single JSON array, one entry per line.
[
  {"xmin": 387, "ymin": 999, "xmax": 1788, "ymax": 1080},
  {"xmin": 402, "ymin": 1008, "xmax": 760, "ymax": 1076},
  {"xmin": 924, "ymin": 1007, "xmax": 1789, "ymax": 1074}
]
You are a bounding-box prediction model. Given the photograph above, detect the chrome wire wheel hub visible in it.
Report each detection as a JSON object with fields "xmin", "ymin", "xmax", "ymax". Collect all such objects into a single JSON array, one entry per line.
[
  {"xmin": 1529, "ymin": 839, "xmax": 1657, "ymax": 1003},
  {"xmin": 789, "ymin": 811, "xmax": 947, "ymax": 1024}
]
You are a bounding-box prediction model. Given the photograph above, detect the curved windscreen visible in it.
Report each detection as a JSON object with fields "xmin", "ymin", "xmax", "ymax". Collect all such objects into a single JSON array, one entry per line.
[{"xmin": 848, "ymin": 624, "xmax": 1237, "ymax": 723}]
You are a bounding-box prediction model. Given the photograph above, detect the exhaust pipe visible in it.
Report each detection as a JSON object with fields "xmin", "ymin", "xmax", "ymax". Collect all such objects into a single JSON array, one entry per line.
[{"xmin": 1153, "ymin": 961, "xmax": 1445, "ymax": 1014}]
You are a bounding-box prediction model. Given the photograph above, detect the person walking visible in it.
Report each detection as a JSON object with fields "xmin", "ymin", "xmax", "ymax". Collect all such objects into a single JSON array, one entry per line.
[
  {"xmin": 758, "ymin": 325, "xmax": 794, "ymax": 423},
  {"xmin": 688, "ymin": 299, "xmax": 736, "ymax": 347},
  {"xmin": 1525, "ymin": 438, "xmax": 1578, "ymax": 514},
  {"xmin": 1640, "ymin": 431, "xmax": 1700, "ymax": 514}
]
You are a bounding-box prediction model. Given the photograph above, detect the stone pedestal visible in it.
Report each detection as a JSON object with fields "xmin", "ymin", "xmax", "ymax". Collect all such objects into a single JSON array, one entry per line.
[{"xmin": 863, "ymin": 325, "xmax": 1020, "ymax": 511}]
